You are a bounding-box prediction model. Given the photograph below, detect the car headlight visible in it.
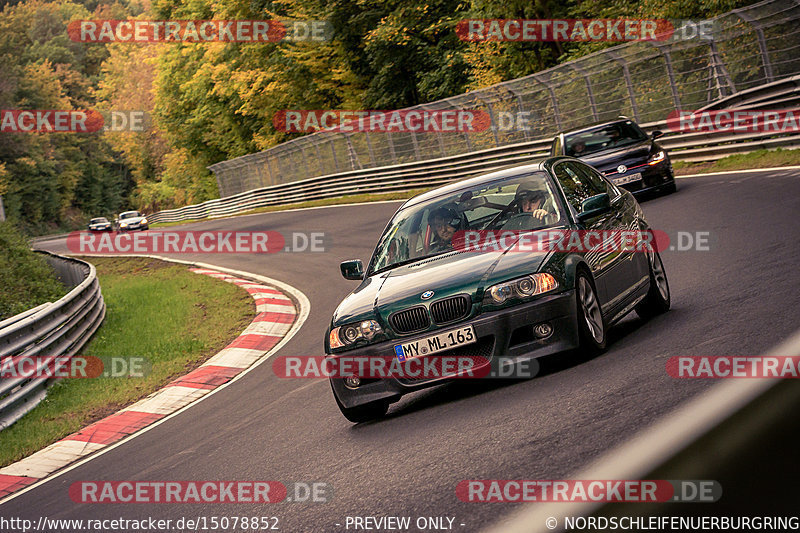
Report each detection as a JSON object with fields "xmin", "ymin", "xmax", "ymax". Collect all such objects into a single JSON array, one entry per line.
[
  {"xmin": 329, "ymin": 320, "xmax": 384, "ymax": 350},
  {"xmin": 120, "ymin": 222, "xmax": 128, "ymax": 227},
  {"xmin": 483, "ymin": 273, "xmax": 559, "ymax": 307},
  {"xmin": 647, "ymin": 151, "xmax": 666, "ymax": 165},
  {"xmin": 140, "ymin": 218, "xmax": 148, "ymax": 225}
]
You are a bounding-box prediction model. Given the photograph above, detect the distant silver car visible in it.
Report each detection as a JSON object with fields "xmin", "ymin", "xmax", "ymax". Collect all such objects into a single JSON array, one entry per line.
[
  {"xmin": 88, "ymin": 217, "xmax": 112, "ymax": 232},
  {"xmin": 115, "ymin": 211, "xmax": 149, "ymax": 232}
]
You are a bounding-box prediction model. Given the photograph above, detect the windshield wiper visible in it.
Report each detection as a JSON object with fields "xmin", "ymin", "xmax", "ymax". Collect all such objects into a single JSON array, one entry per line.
[{"xmin": 370, "ymin": 252, "xmax": 449, "ymax": 276}]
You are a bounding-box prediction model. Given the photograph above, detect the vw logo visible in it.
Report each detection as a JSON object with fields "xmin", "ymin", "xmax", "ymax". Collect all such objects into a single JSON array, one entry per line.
[
  {"xmin": 617, "ymin": 164, "xmax": 627, "ymax": 174},
  {"xmin": 421, "ymin": 290, "xmax": 434, "ymax": 300}
]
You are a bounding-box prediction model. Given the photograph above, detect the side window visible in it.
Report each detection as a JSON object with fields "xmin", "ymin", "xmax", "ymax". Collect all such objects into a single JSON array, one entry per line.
[
  {"xmin": 573, "ymin": 162, "xmax": 611, "ymax": 195},
  {"xmin": 553, "ymin": 162, "xmax": 605, "ymax": 212}
]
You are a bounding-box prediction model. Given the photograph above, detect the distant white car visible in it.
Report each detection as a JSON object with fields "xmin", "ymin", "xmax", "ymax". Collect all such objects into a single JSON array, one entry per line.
[
  {"xmin": 115, "ymin": 211, "xmax": 149, "ymax": 232},
  {"xmin": 87, "ymin": 217, "xmax": 112, "ymax": 232}
]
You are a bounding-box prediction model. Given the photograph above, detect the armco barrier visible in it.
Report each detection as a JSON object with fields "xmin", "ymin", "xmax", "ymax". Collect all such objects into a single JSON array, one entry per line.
[
  {"xmin": 147, "ymin": 75, "xmax": 800, "ymax": 225},
  {"xmin": 0, "ymin": 252, "xmax": 105, "ymax": 429}
]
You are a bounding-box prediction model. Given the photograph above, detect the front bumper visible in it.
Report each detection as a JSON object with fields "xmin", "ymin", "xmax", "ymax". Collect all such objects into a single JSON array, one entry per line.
[
  {"xmin": 608, "ymin": 161, "xmax": 674, "ymax": 195},
  {"xmin": 118, "ymin": 223, "xmax": 147, "ymax": 231},
  {"xmin": 328, "ymin": 290, "xmax": 579, "ymax": 408}
]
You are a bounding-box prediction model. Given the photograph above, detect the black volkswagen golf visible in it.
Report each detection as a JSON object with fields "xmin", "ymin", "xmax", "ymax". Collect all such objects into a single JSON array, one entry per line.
[{"xmin": 550, "ymin": 118, "xmax": 676, "ymax": 196}]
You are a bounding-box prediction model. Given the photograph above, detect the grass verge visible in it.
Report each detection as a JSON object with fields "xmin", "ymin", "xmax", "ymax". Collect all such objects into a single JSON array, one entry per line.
[
  {"xmin": 0, "ymin": 222, "xmax": 65, "ymax": 321},
  {"xmin": 150, "ymin": 188, "xmax": 431, "ymax": 228},
  {"xmin": 673, "ymin": 148, "xmax": 800, "ymax": 176},
  {"xmin": 0, "ymin": 256, "xmax": 254, "ymax": 467}
]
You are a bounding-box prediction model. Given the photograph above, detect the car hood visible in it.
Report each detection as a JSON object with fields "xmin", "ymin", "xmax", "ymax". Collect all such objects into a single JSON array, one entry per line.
[
  {"xmin": 119, "ymin": 217, "xmax": 146, "ymax": 224},
  {"xmin": 332, "ymin": 239, "xmax": 552, "ymax": 327},
  {"xmin": 579, "ymin": 140, "xmax": 653, "ymax": 173}
]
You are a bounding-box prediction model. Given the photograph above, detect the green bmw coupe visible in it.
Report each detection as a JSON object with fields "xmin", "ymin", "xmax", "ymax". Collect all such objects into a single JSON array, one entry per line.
[{"xmin": 326, "ymin": 156, "xmax": 670, "ymax": 423}]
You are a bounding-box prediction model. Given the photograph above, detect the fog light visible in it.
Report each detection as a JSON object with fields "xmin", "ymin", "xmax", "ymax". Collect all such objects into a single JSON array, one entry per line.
[
  {"xmin": 533, "ymin": 323, "xmax": 553, "ymax": 339},
  {"xmin": 344, "ymin": 376, "xmax": 361, "ymax": 389}
]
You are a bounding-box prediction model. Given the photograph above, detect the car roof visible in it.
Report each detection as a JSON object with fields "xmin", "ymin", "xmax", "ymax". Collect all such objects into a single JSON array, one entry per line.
[
  {"xmin": 120, "ymin": 210, "xmax": 140, "ymax": 215},
  {"xmin": 556, "ymin": 117, "xmax": 633, "ymax": 137},
  {"xmin": 402, "ymin": 158, "xmax": 553, "ymax": 208}
]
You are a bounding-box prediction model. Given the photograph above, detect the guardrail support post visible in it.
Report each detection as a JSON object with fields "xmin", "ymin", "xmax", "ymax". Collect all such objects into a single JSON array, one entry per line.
[
  {"xmin": 387, "ymin": 130, "xmax": 398, "ymax": 165},
  {"xmin": 570, "ymin": 64, "xmax": 599, "ymax": 122},
  {"xmin": 482, "ymin": 99, "xmax": 501, "ymax": 147},
  {"xmin": 364, "ymin": 131, "xmax": 377, "ymax": 167},
  {"xmin": 329, "ymin": 137, "xmax": 341, "ymax": 172},
  {"xmin": 532, "ymin": 74, "xmax": 562, "ymax": 131},
  {"xmin": 508, "ymin": 88, "xmax": 532, "ymax": 141},
  {"xmin": 410, "ymin": 129, "xmax": 422, "ymax": 161},
  {"xmin": 300, "ymin": 145, "xmax": 312, "ymax": 178},
  {"xmin": 344, "ymin": 135, "xmax": 362, "ymax": 170},
  {"xmin": 735, "ymin": 10, "xmax": 775, "ymax": 84},
  {"xmin": 709, "ymin": 41, "xmax": 736, "ymax": 100},
  {"xmin": 649, "ymin": 42, "xmax": 682, "ymax": 111},
  {"xmin": 608, "ymin": 50, "xmax": 640, "ymax": 121}
]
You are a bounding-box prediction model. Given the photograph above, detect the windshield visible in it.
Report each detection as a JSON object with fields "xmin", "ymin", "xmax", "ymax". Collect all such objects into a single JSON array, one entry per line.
[
  {"xmin": 367, "ymin": 172, "xmax": 563, "ymax": 275},
  {"xmin": 90, "ymin": 218, "xmax": 107, "ymax": 224},
  {"xmin": 120, "ymin": 211, "xmax": 141, "ymax": 219},
  {"xmin": 564, "ymin": 120, "xmax": 647, "ymax": 157}
]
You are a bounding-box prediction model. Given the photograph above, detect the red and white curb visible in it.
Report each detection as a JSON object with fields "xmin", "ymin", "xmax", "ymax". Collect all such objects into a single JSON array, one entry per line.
[{"xmin": 0, "ymin": 261, "xmax": 309, "ymax": 502}]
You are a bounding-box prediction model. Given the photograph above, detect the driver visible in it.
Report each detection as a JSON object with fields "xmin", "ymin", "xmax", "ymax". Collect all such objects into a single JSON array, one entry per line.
[
  {"xmin": 571, "ymin": 140, "xmax": 587, "ymax": 156},
  {"xmin": 515, "ymin": 181, "xmax": 554, "ymax": 223},
  {"xmin": 428, "ymin": 206, "xmax": 461, "ymax": 252},
  {"xmin": 605, "ymin": 127, "xmax": 621, "ymax": 146}
]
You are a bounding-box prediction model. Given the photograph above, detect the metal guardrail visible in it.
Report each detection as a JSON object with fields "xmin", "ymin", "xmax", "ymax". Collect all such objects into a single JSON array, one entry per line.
[
  {"xmin": 208, "ymin": 0, "xmax": 800, "ymax": 196},
  {"xmin": 148, "ymin": 74, "xmax": 800, "ymax": 224},
  {"xmin": 0, "ymin": 252, "xmax": 105, "ymax": 430}
]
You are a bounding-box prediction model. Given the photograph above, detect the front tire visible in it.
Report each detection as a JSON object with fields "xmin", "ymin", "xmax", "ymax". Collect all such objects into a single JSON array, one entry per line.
[
  {"xmin": 635, "ymin": 248, "xmax": 670, "ymax": 319},
  {"xmin": 576, "ymin": 270, "xmax": 607, "ymax": 355}
]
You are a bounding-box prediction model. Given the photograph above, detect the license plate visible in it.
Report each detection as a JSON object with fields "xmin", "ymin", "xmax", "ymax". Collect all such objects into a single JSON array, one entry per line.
[
  {"xmin": 613, "ymin": 172, "xmax": 642, "ymax": 185},
  {"xmin": 394, "ymin": 325, "xmax": 476, "ymax": 362}
]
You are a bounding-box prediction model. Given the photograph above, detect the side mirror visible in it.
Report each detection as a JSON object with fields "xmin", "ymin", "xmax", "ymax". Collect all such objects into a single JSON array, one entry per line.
[
  {"xmin": 651, "ymin": 130, "xmax": 664, "ymax": 139},
  {"xmin": 340, "ymin": 259, "xmax": 364, "ymax": 280},
  {"xmin": 577, "ymin": 193, "xmax": 611, "ymax": 222}
]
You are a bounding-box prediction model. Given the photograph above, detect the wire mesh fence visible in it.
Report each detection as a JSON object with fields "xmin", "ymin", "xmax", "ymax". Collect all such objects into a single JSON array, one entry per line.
[{"xmin": 209, "ymin": 0, "xmax": 800, "ymax": 198}]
